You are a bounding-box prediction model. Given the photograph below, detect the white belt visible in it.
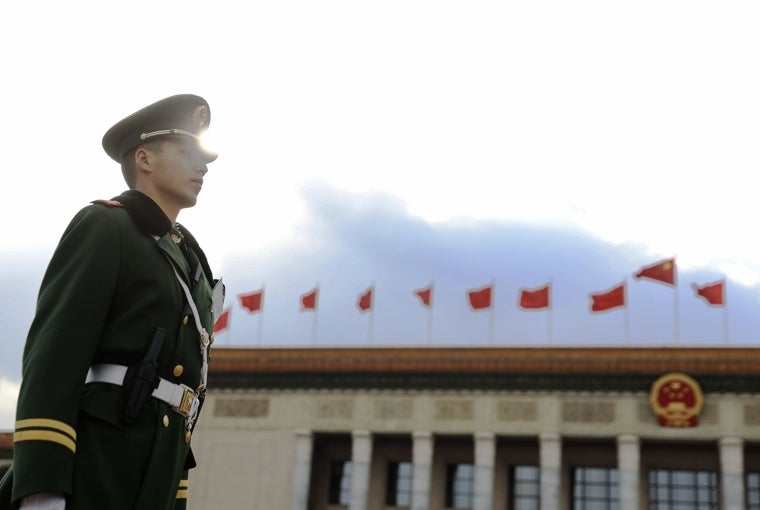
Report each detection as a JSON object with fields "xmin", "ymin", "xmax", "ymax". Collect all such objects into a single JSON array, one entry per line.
[{"xmin": 86, "ymin": 363, "xmax": 200, "ymax": 425}]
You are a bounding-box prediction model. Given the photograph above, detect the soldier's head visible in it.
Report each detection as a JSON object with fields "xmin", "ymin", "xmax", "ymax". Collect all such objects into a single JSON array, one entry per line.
[{"xmin": 102, "ymin": 94, "xmax": 217, "ymax": 189}]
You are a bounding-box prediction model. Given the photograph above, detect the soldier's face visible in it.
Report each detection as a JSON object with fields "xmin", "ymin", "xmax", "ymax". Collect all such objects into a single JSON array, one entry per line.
[{"xmin": 149, "ymin": 138, "xmax": 209, "ymax": 210}]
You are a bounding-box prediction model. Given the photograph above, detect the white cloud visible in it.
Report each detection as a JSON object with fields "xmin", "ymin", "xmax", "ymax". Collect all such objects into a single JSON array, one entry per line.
[
  {"xmin": 213, "ymin": 186, "xmax": 760, "ymax": 347},
  {"xmin": 0, "ymin": 378, "xmax": 19, "ymax": 431}
]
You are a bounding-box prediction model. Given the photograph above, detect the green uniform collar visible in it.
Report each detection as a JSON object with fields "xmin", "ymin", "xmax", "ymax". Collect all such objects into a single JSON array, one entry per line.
[{"xmin": 109, "ymin": 190, "xmax": 214, "ymax": 284}]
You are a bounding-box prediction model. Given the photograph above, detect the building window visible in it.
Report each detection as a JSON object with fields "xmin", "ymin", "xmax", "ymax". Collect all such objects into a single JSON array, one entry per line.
[
  {"xmin": 510, "ymin": 465, "xmax": 540, "ymax": 510},
  {"xmin": 445, "ymin": 463, "xmax": 474, "ymax": 509},
  {"xmin": 328, "ymin": 460, "xmax": 352, "ymax": 505},
  {"xmin": 386, "ymin": 461, "xmax": 412, "ymax": 507},
  {"xmin": 748, "ymin": 472, "xmax": 760, "ymax": 510},
  {"xmin": 572, "ymin": 467, "xmax": 619, "ymax": 509},
  {"xmin": 647, "ymin": 469, "xmax": 717, "ymax": 509}
]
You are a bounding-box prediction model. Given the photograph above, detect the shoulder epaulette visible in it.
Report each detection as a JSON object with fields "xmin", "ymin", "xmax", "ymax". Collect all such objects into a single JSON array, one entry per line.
[{"xmin": 91, "ymin": 199, "xmax": 125, "ymax": 208}]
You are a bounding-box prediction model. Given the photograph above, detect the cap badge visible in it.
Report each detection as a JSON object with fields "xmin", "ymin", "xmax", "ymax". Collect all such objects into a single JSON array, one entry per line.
[{"xmin": 192, "ymin": 105, "xmax": 209, "ymax": 129}]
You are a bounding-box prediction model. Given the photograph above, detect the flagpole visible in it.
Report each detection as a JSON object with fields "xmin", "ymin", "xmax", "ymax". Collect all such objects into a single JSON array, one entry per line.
[
  {"xmin": 257, "ymin": 284, "xmax": 265, "ymax": 346},
  {"xmin": 312, "ymin": 282, "xmax": 320, "ymax": 345},
  {"xmin": 624, "ymin": 277, "xmax": 630, "ymax": 344},
  {"xmin": 673, "ymin": 280, "xmax": 680, "ymax": 345},
  {"xmin": 368, "ymin": 281, "xmax": 375, "ymax": 345},
  {"xmin": 220, "ymin": 309, "xmax": 231, "ymax": 345},
  {"xmin": 723, "ymin": 301, "xmax": 729, "ymax": 344},
  {"xmin": 312, "ymin": 311, "xmax": 318, "ymax": 345},
  {"xmin": 547, "ymin": 278, "xmax": 553, "ymax": 344},
  {"xmin": 722, "ymin": 278, "xmax": 729, "ymax": 344},
  {"xmin": 488, "ymin": 279, "xmax": 495, "ymax": 345},
  {"xmin": 427, "ymin": 280, "xmax": 434, "ymax": 345}
]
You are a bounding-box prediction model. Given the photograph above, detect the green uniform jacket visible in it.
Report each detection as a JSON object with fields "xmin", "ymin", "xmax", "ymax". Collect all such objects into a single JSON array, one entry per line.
[{"xmin": 0, "ymin": 191, "xmax": 218, "ymax": 510}]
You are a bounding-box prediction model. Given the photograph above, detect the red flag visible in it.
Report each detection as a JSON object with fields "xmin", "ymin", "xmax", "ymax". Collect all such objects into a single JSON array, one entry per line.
[
  {"xmin": 357, "ymin": 287, "xmax": 373, "ymax": 312},
  {"xmin": 300, "ymin": 287, "xmax": 318, "ymax": 311},
  {"xmin": 414, "ymin": 286, "xmax": 432, "ymax": 308},
  {"xmin": 692, "ymin": 281, "xmax": 724, "ymax": 306},
  {"xmin": 590, "ymin": 283, "xmax": 626, "ymax": 312},
  {"xmin": 239, "ymin": 289, "xmax": 264, "ymax": 313},
  {"xmin": 634, "ymin": 258, "xmax": 676, "ymax": 286},
  {"xmin": 213, "ymin": 308, "xmax": 231, "ymax": 333},
  {"xmin": 467, "ymin": 285, "xmax": 492, "ymax": 310},
  {"xmin": 519, "ymin": 284, "xmax": 550, "ymax": 310}
]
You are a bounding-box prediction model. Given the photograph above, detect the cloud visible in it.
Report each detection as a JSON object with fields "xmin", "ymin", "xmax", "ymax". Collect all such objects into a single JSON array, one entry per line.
[
  {"xmin": 3, "ymin": 183, "xmax": 758, "ymax": 376},
  {"xmin": 0, "ymin": 252, "xmax": 48, "ymax": 382},
  {"xmin": 0, "ymin": 378, "xmax": 19, "ymax": 430},
  {"xmin": 216, "ymin": 184, "xmax": 760, "ymax": 347},
  {"xmin": 1, "ymin": 183, "xmax": 758, "ymax": 424}
]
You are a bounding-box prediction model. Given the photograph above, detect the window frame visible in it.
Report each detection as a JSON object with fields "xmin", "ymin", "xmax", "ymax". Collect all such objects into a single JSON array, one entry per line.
[
  {"xmin": 647, "ymin": 468, "xmax": 718, "ymax": 509},
  {"xmin": 445, "ymin": 462, "xmax": 475, "ymax": 509},
  {"xmin": 509, "ymin": 464, "xmax": 541, "ymax": 510},
  {"xmin": 386, "ymin": 460, "xmax": 413, "ymax": 508},
  {"xmin": 327, "ymin": 459, "xmax": 352, "ymax": 506}
]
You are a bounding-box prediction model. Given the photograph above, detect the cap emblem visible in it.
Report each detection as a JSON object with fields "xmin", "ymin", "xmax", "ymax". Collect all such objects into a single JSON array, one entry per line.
[{"xmin": 192, "ymin": 105, "xmax": 209, "ymax": 129}]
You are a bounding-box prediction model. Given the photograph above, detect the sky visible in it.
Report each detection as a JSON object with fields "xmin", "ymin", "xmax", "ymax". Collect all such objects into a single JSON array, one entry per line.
[{"xmin": 1, "ymin": 1, "xmax": 759, "ymax": 428}]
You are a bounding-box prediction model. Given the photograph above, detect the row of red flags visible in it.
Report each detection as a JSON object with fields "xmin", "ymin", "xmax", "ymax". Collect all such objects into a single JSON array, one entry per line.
[{"xmin": 213, "ymin": 258, "xmax": 725, "ymax": 333}]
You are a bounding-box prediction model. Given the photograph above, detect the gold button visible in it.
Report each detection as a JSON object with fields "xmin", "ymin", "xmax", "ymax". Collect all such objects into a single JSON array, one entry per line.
[
  {"xmin": 163, "ymin": 415, "xmax": 170, "ymax": 428},
  {"xmin": 182, "ymin": 316, "xmax": 189, "ymax": 325},
  {"xmin": 173, "ymin": 365, "xmax": 184, "ymax": 377},
  {"xmin": 185, "ymin": 431, "xmax": 192, "ymax": 443}
]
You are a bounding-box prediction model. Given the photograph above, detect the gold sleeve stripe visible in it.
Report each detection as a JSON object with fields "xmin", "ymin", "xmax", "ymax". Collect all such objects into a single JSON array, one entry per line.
[
  {"xmin": 14, "ymin": 430, "xmax": 76, "ymax": 453},
  {"xmin": 176, "ymin": 489, "xmax": 188, "ymax": 499},
  {"xmin": 178, "ymin": 480, "xmax": 189, "ymax": 488},
  {"xmin": 16, "ymin": 419, "xmax": 76, "ymax": 440}
]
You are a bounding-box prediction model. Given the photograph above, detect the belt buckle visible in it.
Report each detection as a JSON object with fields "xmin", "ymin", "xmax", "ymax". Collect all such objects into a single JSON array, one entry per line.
[{"xmin": 174, "ymin": 385, "xmax": 196, "ymax": 419}]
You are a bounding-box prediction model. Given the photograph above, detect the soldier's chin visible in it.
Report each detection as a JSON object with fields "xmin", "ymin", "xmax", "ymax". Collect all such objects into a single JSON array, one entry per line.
[{"xmin": 182, "ymin": 195, "xmax": 199, "ymax": 209}]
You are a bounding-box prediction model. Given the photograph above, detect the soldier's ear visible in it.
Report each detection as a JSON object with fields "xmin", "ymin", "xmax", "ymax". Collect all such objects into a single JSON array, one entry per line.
[{"xmin": 134, "ymin": 147, "xmax": 153, "ymax": 173}]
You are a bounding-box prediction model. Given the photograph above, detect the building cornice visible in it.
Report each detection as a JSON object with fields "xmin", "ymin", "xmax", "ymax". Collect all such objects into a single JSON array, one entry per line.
[
  {"xmin": 210, "ymin": 346, "xmax": 760, "ymax": 374},
  {"xmin": 208, "ymin": 346, "xmax": 760, "ymax": 393}
]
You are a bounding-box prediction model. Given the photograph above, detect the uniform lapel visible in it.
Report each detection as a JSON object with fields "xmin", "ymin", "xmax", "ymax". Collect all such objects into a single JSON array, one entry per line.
[
  {"xmin": 110, "ymin": 190, "xmax": 199, "ymax": 286},
  {"xmin": 156, "ymin": 232, "xmax": 191, "ymax": 283}
]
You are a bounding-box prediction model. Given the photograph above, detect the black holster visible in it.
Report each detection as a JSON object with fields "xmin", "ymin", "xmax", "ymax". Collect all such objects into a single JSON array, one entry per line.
[{"xmin": 121, "ymin": 327, "xmax": 166, "ymax": 426}]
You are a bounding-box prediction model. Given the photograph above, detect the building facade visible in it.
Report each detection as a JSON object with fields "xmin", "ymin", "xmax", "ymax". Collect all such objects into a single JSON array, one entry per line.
[{"xmin": 187, "ymin": 346, "xmax": 760, "ymax": 510}]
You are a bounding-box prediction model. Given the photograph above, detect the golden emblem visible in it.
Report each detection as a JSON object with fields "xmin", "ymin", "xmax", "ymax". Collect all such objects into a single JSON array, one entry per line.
[
  {"xmin": 192, "ymin": 105, "xmax": 208, "ymax": 129},
  {"xmin": 649, "ymin": 372, "xmax": 704, "ymax": 427},
  {"xmin": 171, "ymin": 234, "xmax": 182, "ymax": 244}
]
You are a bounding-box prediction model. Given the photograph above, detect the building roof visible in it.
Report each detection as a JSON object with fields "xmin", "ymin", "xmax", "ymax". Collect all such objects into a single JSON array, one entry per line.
[{"xmin": 208, "ymin": 346, "xmax": 760, "ymax": 393}]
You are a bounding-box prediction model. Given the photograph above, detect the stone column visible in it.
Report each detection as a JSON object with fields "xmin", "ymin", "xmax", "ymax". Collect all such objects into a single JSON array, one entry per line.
[
  {"xmin": 290, "ymin": 429, "xmax": 313, "ymax": 510},
  {"xmin": 720, "ymin": 437, "xmax": 745, "ymax": 510},
  {"xmin": 350, "ymin": 430, "xmax": 373, "ymax": 510},
  {"xmin": 474, "ymin": 432, "xmax": 496, "ymax": 510},
  {"xmin": 539, "ymin": 432, "xmax": 561, "ymax": 510},
  {"xmin": 412, "ymin": 431, "xmax": 434, "ymax": 510},
  {"xmin": 617, "ymin": 435, "xmax": 640, "ymax": 510}
]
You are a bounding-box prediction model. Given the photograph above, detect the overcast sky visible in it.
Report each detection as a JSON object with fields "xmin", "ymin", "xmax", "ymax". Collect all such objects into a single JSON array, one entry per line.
[{"xmin": 1, "ymin": 0, "xmax": 759, "ymax": 428}]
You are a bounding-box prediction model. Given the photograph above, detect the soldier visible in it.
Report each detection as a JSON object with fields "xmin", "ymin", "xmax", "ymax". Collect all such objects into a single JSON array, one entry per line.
[{"xmin": 0, "ymin": 94, "xmax": 224, "ymax": 509}]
